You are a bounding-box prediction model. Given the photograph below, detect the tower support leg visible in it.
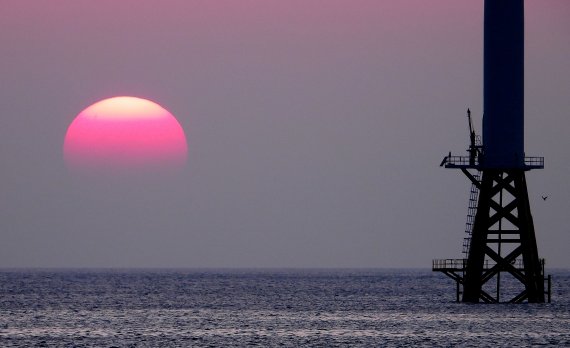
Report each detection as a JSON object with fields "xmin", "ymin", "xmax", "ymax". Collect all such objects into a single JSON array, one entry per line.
[{"xmin": 462, "ymin": 169, "xmax": 545, "ymax": 303}]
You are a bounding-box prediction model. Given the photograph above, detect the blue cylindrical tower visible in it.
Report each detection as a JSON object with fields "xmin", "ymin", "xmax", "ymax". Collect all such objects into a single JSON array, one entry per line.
[{"xmin": 483, "ymin": 0, "xmax": 524, "ymax": 168}]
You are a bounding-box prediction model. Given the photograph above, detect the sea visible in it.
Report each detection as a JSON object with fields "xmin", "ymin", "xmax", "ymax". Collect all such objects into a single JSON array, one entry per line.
[{"xmin": 0, "ymin": 269, "xmax": 569, "ymax": 347}]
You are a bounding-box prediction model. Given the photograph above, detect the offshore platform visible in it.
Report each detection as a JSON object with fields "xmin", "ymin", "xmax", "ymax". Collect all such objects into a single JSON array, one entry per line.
[{"xmin": 433, "ymin": 0, "xmax": 551, "ymax": 303}]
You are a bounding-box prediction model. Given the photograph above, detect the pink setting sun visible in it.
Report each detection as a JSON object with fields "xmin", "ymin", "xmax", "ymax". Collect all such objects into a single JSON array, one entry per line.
[{"xmin": 64, "ymin": 96, "xmax": 187, "ymax": 173}]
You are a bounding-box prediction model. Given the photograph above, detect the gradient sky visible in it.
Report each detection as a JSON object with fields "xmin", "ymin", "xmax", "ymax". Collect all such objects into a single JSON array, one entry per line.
[{"xmin": 1, "ymin": 0, "xmax": 569, "ymax": 268}]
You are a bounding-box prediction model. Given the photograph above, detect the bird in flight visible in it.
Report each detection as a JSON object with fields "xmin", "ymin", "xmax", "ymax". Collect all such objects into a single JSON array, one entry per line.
[{"xmin": 542, "ymin": 196, "xmax": 548, "ymax": 201}]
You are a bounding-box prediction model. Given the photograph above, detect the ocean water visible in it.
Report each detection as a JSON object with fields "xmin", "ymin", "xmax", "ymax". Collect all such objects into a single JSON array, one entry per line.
[{"xmin": 1, "ymin": 269, "xmax": 569, "ymax": 347}]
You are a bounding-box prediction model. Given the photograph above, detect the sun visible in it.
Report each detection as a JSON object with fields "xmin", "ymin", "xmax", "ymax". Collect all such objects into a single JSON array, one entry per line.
[{"xmin": 64, "ymin": 96, "xmax": 187, "ymax": 173}]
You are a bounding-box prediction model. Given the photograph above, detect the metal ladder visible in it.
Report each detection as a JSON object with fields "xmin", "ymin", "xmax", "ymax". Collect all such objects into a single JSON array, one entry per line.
[{"xmin": 462, "ymin": 171, "xmax": 481, "ymax": 256}]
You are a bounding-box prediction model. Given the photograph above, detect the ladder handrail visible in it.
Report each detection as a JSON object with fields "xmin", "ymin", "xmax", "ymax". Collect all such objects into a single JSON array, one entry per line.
[{"xmin": 463, "ymin": 171, "xmax": 481, "ymax": 256}]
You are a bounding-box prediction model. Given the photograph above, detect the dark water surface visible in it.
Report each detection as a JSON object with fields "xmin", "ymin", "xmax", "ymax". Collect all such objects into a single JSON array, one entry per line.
[{"xmin": 1, "ymin": 269, "xmax": 569, "ymax": 347}]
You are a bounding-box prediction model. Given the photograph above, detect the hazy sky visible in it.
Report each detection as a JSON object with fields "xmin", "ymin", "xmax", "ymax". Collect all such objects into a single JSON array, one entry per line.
[{"xmin": 1, "ymin": 0, "xmax": 569, "ymax": 268}]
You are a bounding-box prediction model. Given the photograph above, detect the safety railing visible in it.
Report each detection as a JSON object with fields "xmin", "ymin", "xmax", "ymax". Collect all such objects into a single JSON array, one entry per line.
[
  {"xmin": 440, "ymin": 155, "xmax": 544, "ymax": 169},
  {"xmin": 432, "ymin": 259, "xmax": 467, "ymax": 270},
  {"xmin": 440, "ymin": 156, "xmax": 476, "ymax": 168},
  {"xmin": 433, "ymin": 258, "xmax": 544, "ymax": 271},
  {"xmin": 524, "ymin": 156, "xmax": 544, "ymax": 169}
]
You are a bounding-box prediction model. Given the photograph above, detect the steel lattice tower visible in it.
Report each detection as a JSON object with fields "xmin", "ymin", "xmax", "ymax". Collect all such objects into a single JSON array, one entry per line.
[{"xmin": 433, "ymin": 0, "xmax": 551, "ymax": 303}]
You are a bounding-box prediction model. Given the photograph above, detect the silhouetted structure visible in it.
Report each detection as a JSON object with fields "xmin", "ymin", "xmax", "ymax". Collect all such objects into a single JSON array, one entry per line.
[{"xmin": 433, "ymin": 0, "xmax": 551, "ymax": 303}]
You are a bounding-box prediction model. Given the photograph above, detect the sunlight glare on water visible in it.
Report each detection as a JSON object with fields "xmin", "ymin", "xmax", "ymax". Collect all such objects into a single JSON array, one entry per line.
[{"xmin": 0, "ymin": 269, "xmax": 569, "ymax": 347}]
